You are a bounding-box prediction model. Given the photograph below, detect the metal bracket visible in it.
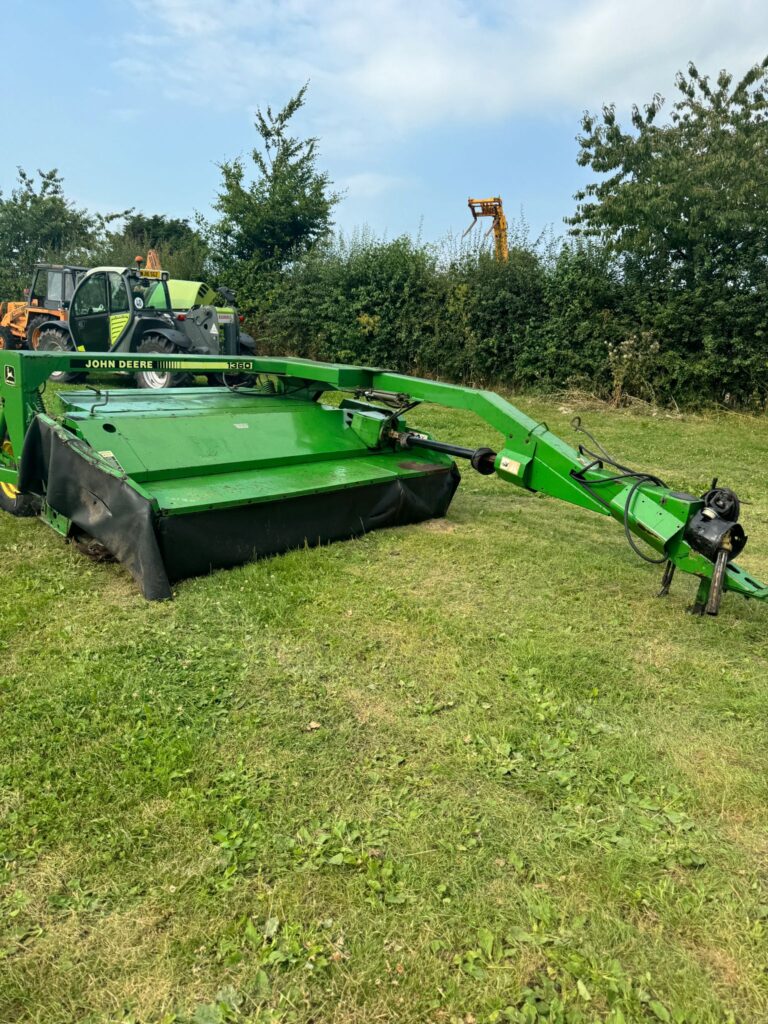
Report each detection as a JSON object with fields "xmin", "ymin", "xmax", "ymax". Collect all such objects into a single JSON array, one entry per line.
[
  {"xmin": 658, "ymin": 560, "xmax": 676, "ymax": 597},
  {"xmin": 705, "ymin": 548, "xmax": 730, "ymax": 615}
]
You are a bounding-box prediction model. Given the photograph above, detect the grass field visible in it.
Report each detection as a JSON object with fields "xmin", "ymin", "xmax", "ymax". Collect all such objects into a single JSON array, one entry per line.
[{"xmin": 1, "ymin": 390, "xmax": 767, "ymax": 1024}]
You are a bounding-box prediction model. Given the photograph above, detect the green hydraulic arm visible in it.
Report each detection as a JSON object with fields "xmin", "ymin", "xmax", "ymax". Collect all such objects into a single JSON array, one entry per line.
[{"xmin": 0, "ymin": 349, "xmax": 766, "ymax": 615}]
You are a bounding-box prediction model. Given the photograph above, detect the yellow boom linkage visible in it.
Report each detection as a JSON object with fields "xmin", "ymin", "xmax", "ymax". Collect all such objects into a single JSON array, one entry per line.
[{"xmin": 463, "ymin": 197, "xmax": 509, "ymax": 261}]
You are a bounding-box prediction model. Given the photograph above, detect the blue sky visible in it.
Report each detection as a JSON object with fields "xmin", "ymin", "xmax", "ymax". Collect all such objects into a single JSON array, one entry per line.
[{"xmin": 2, "ymin": 0, "xmax": 767, "ymax": 244}]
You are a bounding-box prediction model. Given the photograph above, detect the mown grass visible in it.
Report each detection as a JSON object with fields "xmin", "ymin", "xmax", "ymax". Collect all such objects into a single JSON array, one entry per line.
[{"xmin": 1, "ymin": 390, "xmax": 767, "ymax": 1024}]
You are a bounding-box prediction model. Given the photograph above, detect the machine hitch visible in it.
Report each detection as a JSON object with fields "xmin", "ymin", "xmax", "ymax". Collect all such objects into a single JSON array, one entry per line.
[{"xmin": 680, "ymin": 486, "xmax": 747, "ymax": 615}]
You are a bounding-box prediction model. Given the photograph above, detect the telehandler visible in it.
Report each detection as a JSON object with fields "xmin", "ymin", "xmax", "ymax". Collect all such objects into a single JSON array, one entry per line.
[
  {"xmin": 463, "ymin": 197, "xmax": 509, "ymax": 262},
  {"xmin": 30, "ymin": 261, "xmax": 255, "ymax": 387}
]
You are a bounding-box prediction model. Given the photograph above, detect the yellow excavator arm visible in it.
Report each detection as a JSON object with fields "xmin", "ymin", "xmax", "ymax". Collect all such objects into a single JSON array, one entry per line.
[{"xmin": 463, "ymin": 197, "xmax": 509, "ymax": 261}]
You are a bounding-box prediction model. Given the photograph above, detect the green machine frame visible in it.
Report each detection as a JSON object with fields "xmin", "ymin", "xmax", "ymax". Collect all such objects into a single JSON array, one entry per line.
[{"xmin": 1, "ymin": 349, "xmax": 766, "ymax": 613}]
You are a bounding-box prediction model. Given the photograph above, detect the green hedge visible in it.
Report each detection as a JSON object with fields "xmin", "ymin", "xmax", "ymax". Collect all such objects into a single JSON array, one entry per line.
[{"xmin": 238, "ymin": 234, "xmax": 768, "ymax": 410}]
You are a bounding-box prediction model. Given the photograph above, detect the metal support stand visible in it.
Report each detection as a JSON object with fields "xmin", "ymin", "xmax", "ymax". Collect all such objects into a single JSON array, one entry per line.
[
  {"xmin": 705, "ymin": 548, "xmax": 729, "ymax": 616},
  {"xmin": 657, "ymin": 560, "xmax": 676, "ymax": 597},
  {"xmin": 690, "ymin": 576, "xmax": 710, "ymax": 616}
]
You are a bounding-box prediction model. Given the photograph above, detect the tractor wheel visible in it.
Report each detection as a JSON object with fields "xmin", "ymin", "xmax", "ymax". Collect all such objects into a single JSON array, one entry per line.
[
  {"xmin": 0, "ymin": 326, "xmax": 14, "ymax": 350},
  {"xmin": 25, "ymin": 316, "xmax": 47, "ymax": 348},
  {"xmin": 0, "ymin": 478, "xmax": 37, "ymax": 516},
  {"xmin": 0, "ymin": 440, "xmax": 38, "ymax": 518},
  {"xmin": 36, "ymin": 328, "xmax": 84, "ymax": 383},
  {"xmin": 135, "ymin": 335, "xmax": 192, "ymax": 389}
]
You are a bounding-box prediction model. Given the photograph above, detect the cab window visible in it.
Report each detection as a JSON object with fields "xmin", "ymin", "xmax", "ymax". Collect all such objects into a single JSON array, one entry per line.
[
  {"xmin": 72, "ymin": 274, "xmax": 108, "ymax": 317},
  {"xmin": 64, "ymin": 271, "xmax": 81, "ymax": 301},
  {"xmin": 47, "ymin": 272, "xmax": 63, "ymax": 304},
  {"xmin": 132, "ymin": 277, "xmax": 171, "ymax": 311},
  {"xmin": 108, "ymin": 273, "xmax": 129, "ymax": 313},
  {"xmin": 30, "ymin": 269, "xmax": 47, "ymax": 306},
  {"xmin": 146, "ymin": 281, "xmax": 170, "ymax": 309}
]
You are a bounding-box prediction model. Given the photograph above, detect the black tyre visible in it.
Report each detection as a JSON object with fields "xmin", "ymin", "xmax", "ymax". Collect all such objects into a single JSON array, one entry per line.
[
  {"xmin": 0, "ymin": 440, "xmax": 38, "ymax": 517},
  {"xmin": 36, "ymin": 328, "xmax": 85, "ymax": 383},
  {"xmin": 25, "ymin": 316, "xmax": 47, "ymax": 348},
  {"xmin": 238, "ymin": 330, "xmax": 257, "ymax": 353},
  {"xmin": 0, "ymin": 325, "xmax": 15, "ymax": 350},
  {"xmin": 0, "ymin": 482, "xmax": 38, "ymax": 517},
  {"xmin": 135, "ymin": 335, "xmax": 192, "ymax": 389}
]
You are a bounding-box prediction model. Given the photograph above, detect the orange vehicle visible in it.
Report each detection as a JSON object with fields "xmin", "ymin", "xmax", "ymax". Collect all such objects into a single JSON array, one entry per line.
[{"xmin": 0, "ymin": 263, "xmax": 86, "ymax": 350}]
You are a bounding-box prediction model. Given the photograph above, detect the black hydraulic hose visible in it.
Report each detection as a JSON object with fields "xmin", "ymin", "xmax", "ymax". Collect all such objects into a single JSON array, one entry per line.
[
  {"xmin": 621, "ymin": 477, "xmax": 669, "ymax": 564},
  {"xmin": 569, "ymin": 420, "xmax": 670, "ymax": 565}
]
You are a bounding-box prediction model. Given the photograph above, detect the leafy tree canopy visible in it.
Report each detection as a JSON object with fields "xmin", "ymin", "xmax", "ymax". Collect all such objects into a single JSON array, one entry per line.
[
  {"xmin": 210, "ymin": 84, "xmax": 340, "ymax": 286},
  {"xmin": 93, "ymin": 212, "xmax": 207, "ymax": 280},
  {"xmin": 568, "ymin": 58, "xmax": 768, "ymax": 291},
  {"xmin": 0, "ymin": 168, "xmax": 97, "ymax": 297},
  {"xmin": 121, "ymin": 213, "xmax": 197, "ymax": 250}
]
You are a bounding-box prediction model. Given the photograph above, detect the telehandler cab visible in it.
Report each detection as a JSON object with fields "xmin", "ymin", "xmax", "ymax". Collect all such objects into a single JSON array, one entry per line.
[{"xmin": 31, "ymin": 263, "xmax": 255, "ymax": 387}]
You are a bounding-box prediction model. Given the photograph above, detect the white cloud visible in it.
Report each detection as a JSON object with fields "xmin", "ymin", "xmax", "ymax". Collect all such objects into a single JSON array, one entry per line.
[
  {"xmin": 112, "ymin": 107, "xmax": 140, "ymax": 122},
  {"xmin": 337, "ymin": 171, "xmax": 411, "ymax": 199},
  {"xmin": 119, "ymin": 0, "xmax": 768, "ymax": 172}
]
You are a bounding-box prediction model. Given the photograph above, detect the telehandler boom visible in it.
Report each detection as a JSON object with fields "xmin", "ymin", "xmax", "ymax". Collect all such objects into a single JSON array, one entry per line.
[
  {"xmin": 0, "ymin": 349, "xmax": 765, "ymax": 614},
  {"xmin": 463, "ymin": 197, "xmax": 509, "ymax": 261}
]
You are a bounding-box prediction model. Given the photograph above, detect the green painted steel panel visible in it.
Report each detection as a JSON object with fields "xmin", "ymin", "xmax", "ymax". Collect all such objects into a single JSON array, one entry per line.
[
  {"xmin": 67, "ymin": 394, "xmax": 377, "ymax": 481},
  {"xmin": 148, "ymin": 453, "xmax": 451, "ymax": 514},
  {"xmin": 60, "ymin": 386, "xmax": 452, "ymax": 515},
  {"xmin": 60, "ymin": 388, "xmax": 267, "ymax": 417}
]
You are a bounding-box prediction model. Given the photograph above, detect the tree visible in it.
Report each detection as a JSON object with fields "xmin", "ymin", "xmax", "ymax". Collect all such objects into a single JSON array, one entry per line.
[
  {"xmin": 209, "ymin": 85, "xmax": 340, "ymax": 295},
  {"xmin": 92, "ymin": 212, "xmax": 208, "ymax": 280},
  {"xmin": 568, "ymin": 58, "xmax": 768, "ymax": 405},
  {"xmin": 0, "ymin": 168, "xmax": 96, "ymax": 297},
  {"xmin": 121, "ymin": 213, "xmax": 198, "ymax": 250},
  {"xmin": 568, "ymin": 58, "xmax": 768, "ymax": 292}
]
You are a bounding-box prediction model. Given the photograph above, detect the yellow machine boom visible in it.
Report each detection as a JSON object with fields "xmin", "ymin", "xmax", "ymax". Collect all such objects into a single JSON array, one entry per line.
[{"xmin": 464, "ymin": 197, "xmax": 509, "ymax": 261}]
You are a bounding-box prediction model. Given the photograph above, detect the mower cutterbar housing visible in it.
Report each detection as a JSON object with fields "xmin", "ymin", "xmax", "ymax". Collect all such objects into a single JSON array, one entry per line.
[{"xmin": 0, "ymin": 350, "xmax": 766, "ymax": 610}]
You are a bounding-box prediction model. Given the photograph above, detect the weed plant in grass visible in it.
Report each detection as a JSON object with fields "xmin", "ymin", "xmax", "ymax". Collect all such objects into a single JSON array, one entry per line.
[{"xmin": 1, "ymin": 391, "xmax": 767, "ymax": 1023}]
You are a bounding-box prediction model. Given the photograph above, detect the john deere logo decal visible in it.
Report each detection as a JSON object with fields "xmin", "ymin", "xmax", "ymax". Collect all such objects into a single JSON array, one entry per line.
[{"xmin": 4, "ymin": 366, "xmax": 15, "ymax": 386}]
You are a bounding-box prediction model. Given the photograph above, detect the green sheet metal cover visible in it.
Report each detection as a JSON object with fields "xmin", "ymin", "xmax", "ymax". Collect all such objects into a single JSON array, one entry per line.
[
  {"xmin": 166, "ymin": 280, "xmax": 218, "ymax": 309},
  {"xmin": 59, "ymin": 388, "xmax": 456, "ymax": 514}
]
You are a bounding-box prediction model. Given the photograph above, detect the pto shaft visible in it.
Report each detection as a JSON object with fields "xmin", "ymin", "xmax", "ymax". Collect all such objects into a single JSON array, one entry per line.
[{"xmin": 398, "ymin": 432, "xmax": 497, "ymax": 475}]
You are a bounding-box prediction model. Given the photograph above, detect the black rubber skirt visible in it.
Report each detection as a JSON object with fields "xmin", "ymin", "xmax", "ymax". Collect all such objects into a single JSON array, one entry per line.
[{"xmin": 20, "ymin": 416, "xmax": 460, "ymax": 600}]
